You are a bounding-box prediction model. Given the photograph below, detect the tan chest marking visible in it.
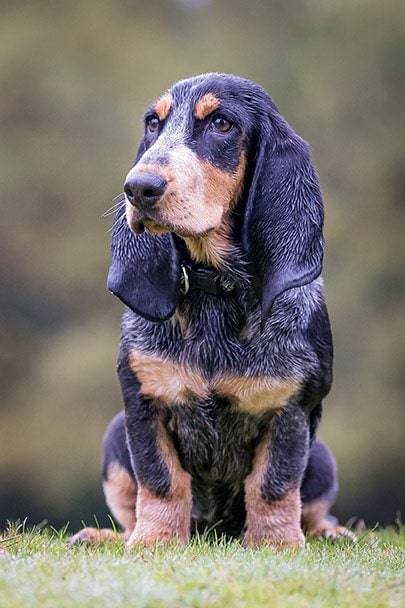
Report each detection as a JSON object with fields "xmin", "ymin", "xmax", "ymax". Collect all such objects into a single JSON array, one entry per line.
[
  {"xmin": 213, "ymin": 375, "xmax": 301, "ymax": 413},
  {"xmin": 130, "ymin": 350, "xmax": 300, "ymax": 412},
  {"xmin": 129, "ymin": 350, "xmax": 209, "ymax": 405}
]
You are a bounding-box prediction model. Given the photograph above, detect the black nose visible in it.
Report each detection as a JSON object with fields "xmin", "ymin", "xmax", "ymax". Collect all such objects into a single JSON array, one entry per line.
[{"xmin": 124, "ymin": 172, "xmax": 167, "ymax": 209}]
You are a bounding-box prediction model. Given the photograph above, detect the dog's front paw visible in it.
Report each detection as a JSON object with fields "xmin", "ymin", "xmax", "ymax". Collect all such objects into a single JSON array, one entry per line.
[
  {"xmin": 126, "ymin": 523, "xmax": 189, "ymax": 549},
  {"xmin": 128, "ymin": 484, "xmax": 192, "ymax": 548},
  {"xmin": 244, "ymin": 485, "xmax": 305, "ymax": 550},
  {"xmin": 243, "ymin": 524, "xmax": 305, "ymax": 550},
  {"xmin": 126, "ymin": 519, "xmax": 190, "ymax": 549}
]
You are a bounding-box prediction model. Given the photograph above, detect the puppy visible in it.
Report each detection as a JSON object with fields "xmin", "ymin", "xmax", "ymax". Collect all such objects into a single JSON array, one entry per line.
[{"xmin": 71, "ymin": 73, "xmax": 352, "ymax": 549}]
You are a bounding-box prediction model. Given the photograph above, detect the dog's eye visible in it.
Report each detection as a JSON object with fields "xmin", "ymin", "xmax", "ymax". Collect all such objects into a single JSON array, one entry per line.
[
  {"xmin": 211, "ymin": 115, "xmax": 233, "ymax": 133},
  {"xmin": 146, "ymin": 116, "xmax": 160, "ymax": 133}
]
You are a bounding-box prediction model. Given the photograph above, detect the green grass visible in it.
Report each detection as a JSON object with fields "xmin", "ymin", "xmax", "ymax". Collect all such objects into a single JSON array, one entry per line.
[{"xmin": 0, "ymin": 524, "xmax": 404, "ymax": 608}]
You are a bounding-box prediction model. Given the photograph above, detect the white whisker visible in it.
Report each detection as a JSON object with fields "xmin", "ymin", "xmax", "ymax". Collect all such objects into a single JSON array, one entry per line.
[
  {"xmin": 107, "ymin": 210, "xmax": 127, "ymax": 234},
  {"xmin": 102, "ymin": 199, "xmax": 126, "ymax": 218}
]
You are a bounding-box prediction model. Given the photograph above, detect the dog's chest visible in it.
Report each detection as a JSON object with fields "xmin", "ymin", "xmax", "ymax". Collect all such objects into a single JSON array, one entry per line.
[
  {"xmin": 167, "ymin": 394, "xmax": 267, "ymax": 485},
  {"xmin": 129, "ymin": 347, "xmax": 300, "ymax": 414},
  {"xmin": 124, "ymin": 295, "xmax": 304, "ymax": 414}
]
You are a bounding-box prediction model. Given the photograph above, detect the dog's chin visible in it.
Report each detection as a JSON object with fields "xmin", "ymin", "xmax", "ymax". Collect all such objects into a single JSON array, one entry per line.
[
  {"xmin": 129, "ymin": 219, "xmax": 170, "ymax": 235},
  {"xmin": 129, "ymin": 218, "xmax": 216, "ymax": 239},
  {"xmin": 143, "ymin": 220, "xmax": 172, "ymax": 235}
]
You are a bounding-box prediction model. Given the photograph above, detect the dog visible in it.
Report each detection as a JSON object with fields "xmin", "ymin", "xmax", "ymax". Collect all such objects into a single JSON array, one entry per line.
[{"xmin": 71, "ymin": 73, "xmax": 352, "ymax": 549}]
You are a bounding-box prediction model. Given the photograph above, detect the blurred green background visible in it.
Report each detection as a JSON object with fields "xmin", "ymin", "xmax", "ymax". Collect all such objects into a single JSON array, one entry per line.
[{"xmin": 1, "ymin": 0, "xmax": 404, "ymax": 532}]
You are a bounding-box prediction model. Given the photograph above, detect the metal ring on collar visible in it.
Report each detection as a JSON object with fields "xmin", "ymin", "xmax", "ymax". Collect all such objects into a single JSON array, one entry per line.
[{"xmin": 180, "ymin": 264, "xmax": 190, "ymax": 295}]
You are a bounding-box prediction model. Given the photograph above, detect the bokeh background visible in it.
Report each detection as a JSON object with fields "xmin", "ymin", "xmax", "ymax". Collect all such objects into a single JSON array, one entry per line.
[{"xmin": 1, "ymin": 0, "xmax": 404, "ymax": 532}]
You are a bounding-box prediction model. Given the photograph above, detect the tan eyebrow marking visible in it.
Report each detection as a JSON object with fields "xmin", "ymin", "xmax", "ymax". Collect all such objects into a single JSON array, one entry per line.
[
  {"xmin": 194, "ymin": 93, "xmax": 221, "ymax": 120},
  {"xmin": 154, "ymin": 93, "xmax": 173, "ymax": 121}
]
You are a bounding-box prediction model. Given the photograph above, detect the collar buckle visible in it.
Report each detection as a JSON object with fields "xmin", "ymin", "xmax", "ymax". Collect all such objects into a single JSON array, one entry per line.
[{"xmin": 180, "ymin": 264, "xmax": 190, "ymax": 295}]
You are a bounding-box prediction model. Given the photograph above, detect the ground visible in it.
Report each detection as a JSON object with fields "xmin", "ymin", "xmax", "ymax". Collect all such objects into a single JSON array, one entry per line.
[{"xmin": 0, "ymin": 524, "xmax": 404, "ymax": 607}]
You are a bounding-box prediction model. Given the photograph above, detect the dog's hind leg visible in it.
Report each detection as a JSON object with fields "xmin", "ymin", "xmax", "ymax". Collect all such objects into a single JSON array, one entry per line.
[
  {"xmin": 102, "ymin": 411, "xmax": 137, "ymax": 535},
  {"xmin": 69, "ymin": 411, "xmax": 137, "ymax": 545},
  {"xmin": 300, "ymin": 439, "xmax": 355, "ymax": 540}
]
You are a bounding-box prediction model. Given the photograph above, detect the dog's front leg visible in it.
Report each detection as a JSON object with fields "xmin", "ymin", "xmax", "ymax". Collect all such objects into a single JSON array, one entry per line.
[
  {"xmin": 244, "ymin": 404, "xmax": 309, "ymax": 550},
  {"xmin": 118, "ymin": 357, "xmax": 192, "ymax": 548}
]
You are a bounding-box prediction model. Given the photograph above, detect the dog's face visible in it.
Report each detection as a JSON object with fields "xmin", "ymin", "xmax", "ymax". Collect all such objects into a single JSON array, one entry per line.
[
  {"xmin": 124, "ymin": 75, "xmax": 255, "ymax": 238},
  {"xmin": 109, "ymin": 73, "xmax": 325, "ymax": 324}
]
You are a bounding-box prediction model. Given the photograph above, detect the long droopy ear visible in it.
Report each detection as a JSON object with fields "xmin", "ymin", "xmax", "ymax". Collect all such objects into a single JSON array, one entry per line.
[
  {"xmin": 242, "ymin": 110, "xmax": 324, "ymax": 325},
  {"xmin": 107, "ymin": 212, "xmax": 181, "ymax": 322}
]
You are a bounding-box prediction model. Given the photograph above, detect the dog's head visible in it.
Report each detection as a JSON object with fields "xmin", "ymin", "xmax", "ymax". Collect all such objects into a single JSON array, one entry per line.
[{"xmin": 108, "ymin": 73, "xmax": 324, "ymax": 323}]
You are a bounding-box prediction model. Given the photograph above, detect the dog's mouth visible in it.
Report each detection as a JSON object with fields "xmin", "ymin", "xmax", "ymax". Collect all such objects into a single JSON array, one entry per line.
[
  {"xmin": 128, "ymin": 214, "xmax": 171, "ymax": 236},
  {"xmin": 140, "ymin": 219, "xmax": 171, "ymax": 235},
  {"xmin": 130, "ymin": 217, "xmax": 215, "ymax": 239}
]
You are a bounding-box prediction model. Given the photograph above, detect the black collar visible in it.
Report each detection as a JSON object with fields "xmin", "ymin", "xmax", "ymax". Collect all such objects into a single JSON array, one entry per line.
[
  {"xmin": 180, "ymin": 263, "xmax": 243, "ymax": 297},
  {"xmin": 172, "ymin": 234, "xmax": 244, "ymax": 298}
]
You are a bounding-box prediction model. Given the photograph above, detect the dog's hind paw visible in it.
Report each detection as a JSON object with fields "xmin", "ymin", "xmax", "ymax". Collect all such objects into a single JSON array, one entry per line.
[
  {"xmin": 307, "ymin": 520, "xmax": 357, "ymax": 542},
  {"xmin": 68, "ymin": 527, "xmax": 124, "ymax": 545}
]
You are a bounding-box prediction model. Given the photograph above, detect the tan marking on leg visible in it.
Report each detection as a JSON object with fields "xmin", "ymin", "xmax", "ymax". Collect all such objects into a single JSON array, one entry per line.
[
  {"xmin": 214, "ymin": 375, "xmax": 301, "ymax": 413},
  {"xmin": 194, "ymin": 93, "xmax": 220, "ymax": 120},
  {"xmin": 129, "ymin": 350, "xmax": 209, "ymax": 405},
  {"xmin": 302, "ymin": 499, "xmax": 356, "ymax": 541},
  {"xmin": 244, "ymin": 439, "xmax": 305, "ymax": 549},
  {"xmin": 69, "ymin": 463, "xmax": 137, "ymax": 546},
  {"xmin": 127, "ymin": 420, "xmax": 192, "ymax": 548},
  {"xmin": 103, "ymin": 462, "xmax": 137, "ymax": 532},
  {"xmin": 301, "ymin": 498, "xmax": 329, "ymax": 535},
  {"xmin": 154, "ymin": 93, "xmax": 173, "ymax": 121}
]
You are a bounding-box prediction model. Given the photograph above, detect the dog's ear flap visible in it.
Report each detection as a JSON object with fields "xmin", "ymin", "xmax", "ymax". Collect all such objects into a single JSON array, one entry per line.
[
  {"xmin": 242, "ymin": 117, "xmax": 324, "ymax": 326},
  {"xmin": 107, "ymin": 214, "xmax": 181, "ymax": 322}
]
